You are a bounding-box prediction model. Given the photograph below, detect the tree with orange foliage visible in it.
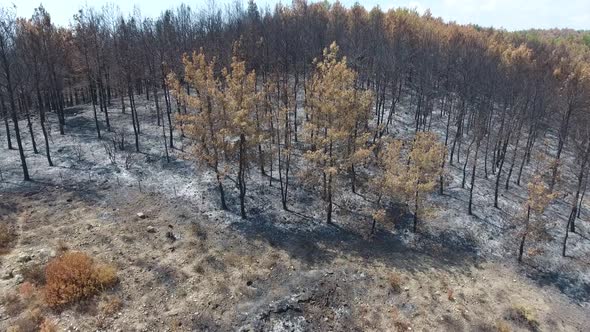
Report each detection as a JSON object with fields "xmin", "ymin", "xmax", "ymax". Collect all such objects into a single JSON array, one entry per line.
[
  {"xmin": 378, "ymin": 132, "xmax": 445, "ymax": 232},
  {"xmin": 518, "ymin": 169, "xmax": 556, "ymax": 262},
  {"xmin": 303, "ymin": 42, "xmax": 373, "ymax": 224}
]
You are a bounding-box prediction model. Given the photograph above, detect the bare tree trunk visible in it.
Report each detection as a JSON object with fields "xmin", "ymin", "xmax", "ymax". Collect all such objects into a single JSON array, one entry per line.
[
  {"xmin": 20, "ymin": 95, "xmax": 38, "ymax": 154},
  {"xmin": 128, "ymin": 83, "xmax": 139, "ymax": 152},
  {"xmin": 36, "ymin": 89, "xmax": 53, "ymax": 166},
  {"xmin": 518, "ymin": 205, "xmax": 531, "ymax": 262},
  {"xmin": 1, "ymin": 94, "xmax": 13, "ymax": 150},
  {"xmin": 4, "ymin": 87, "xmax": 29, "ymax": 181},
  {"xmin": 469, "ymin": 140, "xmax": 480, "ymax": 215},
  {"xmin": 238, "ymin": 133, "xmax": 247, "ymax": 219}
]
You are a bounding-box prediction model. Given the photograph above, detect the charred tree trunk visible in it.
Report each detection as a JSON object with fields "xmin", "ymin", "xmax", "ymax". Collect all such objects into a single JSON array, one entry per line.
[
  {"xmin": 1, "ymin": 93, "xmax": 13, "ymax": 150},
  {"xmin": 518, "ymin": 205, "xmax": 531, "ymax": 262}
]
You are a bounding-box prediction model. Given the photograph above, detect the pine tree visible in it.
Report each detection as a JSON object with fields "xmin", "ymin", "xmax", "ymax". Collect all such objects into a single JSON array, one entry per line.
[
  {"xmin": 303, "ymin": 42, "xmax": 373, "ymax": 224},
  {"xmin": 518, "ymin": 170, "xmax": 556, "ymax": 262},
  {"xmin": 378, "ymin": 132, "xmax": 445, "ymax": 232},
  {"xmin": 170, "ymin": 48, "xmax": 261, "ymax": 219},
  {"xmin": 169, "ymin": 51, "xmax": 230, "ymax": 211},
  {"xmin": 222, "ymin": 50, "xmax": 261, "ymax": 219}
]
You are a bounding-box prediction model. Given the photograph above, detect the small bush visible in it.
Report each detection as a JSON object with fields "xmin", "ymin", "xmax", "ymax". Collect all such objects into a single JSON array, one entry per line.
[
  {"xmin": 43, "ymin": 252, "xmax": 118, "ymax": 308},
  {"xmin": 39, "ymin": 319, "xmax": 57, "ymax": 332},
  {"xmin": 447, "ymin": 288, "xmax": 455, "ymax": 301},
  {"xmin": 2, "ymin": 292, "xmax": 25, "ymax": 316},
  {"xmin": 19, "ymin": 282, "xmax": 37, "ymax": 300},
  {"xmin": 388, "ymin": 273, "xmax": 403, "ymax": 293},
  {"xmin": 191, "ymin": 223, "xmax": 208, "ymax": 240},
  {"xmin": 508, "ymin": 305, "xmax": 539, "ymax": 331},
  {"xmin": 393, "ymin": 320, "xmax": 411, "ymax": 331},
  {"xmin": 496, "ymin": 320, "xmax": 511, "ymax": 332},
  {"xmin": 55, "ymin": 240, "xmax": 69, "ymax": 254},
  {"xmin": 99, "ymin": 295, "xmax": 123, "ymax": 316},
  {"xmin": 21, "ymin": 263, "xmax": 46, "ymax": 285},
  {"xmin": 6, "ymin": 307, "xmax": 45, "ymax": 332},
  {"xmin": 0, "ymin": 224, "xmax": 17, "ymax": 254}
]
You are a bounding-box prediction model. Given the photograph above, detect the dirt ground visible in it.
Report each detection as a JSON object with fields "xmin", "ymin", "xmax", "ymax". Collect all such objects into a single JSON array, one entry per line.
[{"xmin": 0, "ymin": 182, "xmax": 588, "ymax": 331}]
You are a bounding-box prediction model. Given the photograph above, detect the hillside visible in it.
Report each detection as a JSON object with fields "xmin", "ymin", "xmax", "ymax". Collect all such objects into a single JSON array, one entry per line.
[
  {"xmin": 2, "ymin": 1, "xmax": 590, "ymax": 331},
  {"xmin": 1, "ymin": 93, "xmax": 589, "ymax": 331}
]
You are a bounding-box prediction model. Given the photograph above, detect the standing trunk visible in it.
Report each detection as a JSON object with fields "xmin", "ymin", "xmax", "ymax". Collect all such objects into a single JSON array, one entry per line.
[
  {"xmin": 552, "ymin": 102, "xmax": 574, "ymax": 191},
  {"xmin": 0, "ymin": 34, "xmax": 30, "ymax": 180},
  {"xmin": 238, "ymin": 133, "xmax": 247, "ymax": 219},
  {"xmin": 36, "ymin": 88, "xmax": 53, "ymax": 167},
  {"xmin": 326, "ymin": 140, "xmax": 334, "ymax": 224},
  {"xmin": 21, "ymin": 96, "xmax": 38, "ymax": 154},
  {"xmin": 128, "ymin": 83, "xmax": 139, "ymax": 152},
  {"xmin": 91, "ymin": 84, "xmax": 101, "ymax": 139},
  {"xmin": 518, "ymin": 205, "xmax": 531, "ymax": 262},
  {"xmin": 154, "ymin": 84, "xmax": 169, "ymax": 163},
  {"xmin": 413, "ymin": 187, "xmax": 419, "ymax": 233},
  {"xmin": 83, "ymin": 48, "xmax": 101, "ymax": 139},
  {"xmin": 578, "ymin": 177, "xmax": 587, "ymax": 219},
  {"xmin": 120, "ymin": 90, "xmax": 126, "ymax": 114},
  {"xmin": 440, "ymin": 97, "xmax": 453, "ymax": 195},
  {"xmin": 216, "ymin": 167, "xmax": 228, "ymax": 210},
  {"xmin": 462, "ymin": 138, "xmax": 475, "ymax": 189},
  {"xmin": 494, "ymin": 132, "xmax": 512, "ymax": 208},
  {"xmin": 564, "ymin": 140, "xmax": 590, "ymax": 255},
  {"xmin": 3, "ymin": 88, "xmax": 30, "ymax": 181},
  {"xmin": 1, "ymin": 94, "xmax": 13, "ymax": 150},
  {"xmin": 505, "ymin": 124, "xmax": 523, "ymax": 190},
  {"xmin": 468, "ymin": 140, "xmax": 480, "ymax": 215},
  {"xmin": 162, "ymin": 76, "xmax": 174, "ymax": 149}
]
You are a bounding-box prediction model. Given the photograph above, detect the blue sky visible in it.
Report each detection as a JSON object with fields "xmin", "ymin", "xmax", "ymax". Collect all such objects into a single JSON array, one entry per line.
[{"xmin": 6, "ymin": 0, "xmax": 590, "ymax": 31}]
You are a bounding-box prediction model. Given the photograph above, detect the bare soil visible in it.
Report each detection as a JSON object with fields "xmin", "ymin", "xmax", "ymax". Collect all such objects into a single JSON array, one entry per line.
[{"xmin": 0, "ymin": 183, "xmax": 587, "ymax": 331}]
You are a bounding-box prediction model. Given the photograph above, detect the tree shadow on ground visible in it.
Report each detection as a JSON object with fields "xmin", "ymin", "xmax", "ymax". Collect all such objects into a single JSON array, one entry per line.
[
  {"xmin": 227, "ymin": 204, "xmax": 480, "ymax": 278},
  {"xmin": 523, "ymin": 262, "xmax": 590, "ymax": 303}
]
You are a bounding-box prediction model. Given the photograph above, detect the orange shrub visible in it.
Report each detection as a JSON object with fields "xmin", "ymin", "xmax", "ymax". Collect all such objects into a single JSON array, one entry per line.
[{"xmin": 43, "ymin": 252, "xmax": 117, "ymax": 308}]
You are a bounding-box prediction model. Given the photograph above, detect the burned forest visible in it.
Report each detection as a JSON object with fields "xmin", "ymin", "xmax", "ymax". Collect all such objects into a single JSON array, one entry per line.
[{"xmin": 1, "ymin": 1, "xmax": 590, "ymax": 331}]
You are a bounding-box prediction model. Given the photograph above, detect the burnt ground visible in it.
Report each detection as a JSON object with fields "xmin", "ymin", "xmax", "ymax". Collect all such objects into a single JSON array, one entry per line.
[{"xmin": 0, "ymin": 94, "xmax": 589, "ymax": 331}]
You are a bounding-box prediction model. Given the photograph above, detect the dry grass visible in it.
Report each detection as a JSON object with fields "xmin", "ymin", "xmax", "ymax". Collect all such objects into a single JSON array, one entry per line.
[
  {"xmin": 388, "ymin": 272, "xmax": 403, "ymax": 293},
  {"xmin": 43, "ymin": 252, "xmax": 118, "ymax": 308}
]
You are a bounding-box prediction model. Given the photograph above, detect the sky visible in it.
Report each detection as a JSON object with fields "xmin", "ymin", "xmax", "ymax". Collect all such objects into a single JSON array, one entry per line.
[{"xmin": 5, "ymin": 0, "xmax": 590, "ymax": 31}]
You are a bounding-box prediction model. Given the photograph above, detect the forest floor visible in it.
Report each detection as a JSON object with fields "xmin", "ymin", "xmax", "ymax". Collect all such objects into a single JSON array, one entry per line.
[{"xmin": 0, "ymin": 94, "xmax": 589, "ymax": 331}]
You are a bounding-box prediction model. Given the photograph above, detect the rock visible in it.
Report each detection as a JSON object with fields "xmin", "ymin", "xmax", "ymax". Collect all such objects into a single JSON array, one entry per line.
[
  {"xmin": 1, "ymin": 270, "xmax": 14, "ymax": 280},
  {"xmin": 166, "ymin": 232, "xmax": 177, "ymax": 241},
  {"xmin": 137, "ymin": 212, "xmax": 147, "ymax": 219},
  {"xmin": 14, "ymin": 274, "xmax": 24, "ymax": 284},
  {"xmin": 17, "ymin": 254, "xmax": 32, "ymax": 263},
  {"xmin": 147, "ymin": 226, "xmax": 156, "ymax": 233},
  {"xmin": 37, "ymin": 248, "xmax": 56, "ymax": 259}
]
